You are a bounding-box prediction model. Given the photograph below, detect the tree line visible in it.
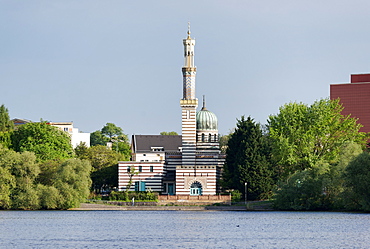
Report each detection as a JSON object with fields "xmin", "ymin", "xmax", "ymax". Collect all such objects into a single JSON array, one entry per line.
[
  {"xmin": 0, "ymin": 104, "xmax": 130, "ymax": 210},
  {"xmin": 222, "ymin": 98, "xmax": 370, "ymax": 211}
]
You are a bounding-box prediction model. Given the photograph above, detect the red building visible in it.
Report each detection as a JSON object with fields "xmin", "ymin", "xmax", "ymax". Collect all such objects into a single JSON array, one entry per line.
[{"xmin": 330, "ymin": 73, "xmax": 370, "ymax": 133}]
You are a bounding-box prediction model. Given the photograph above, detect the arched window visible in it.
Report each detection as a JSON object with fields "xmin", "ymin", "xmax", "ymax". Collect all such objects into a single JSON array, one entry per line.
[
  {"xmin": 201, "ymin": 133, "xmax": 205, "ymax": 142},
  {"xmin": 214, "ymin": 134, "xmax": 217, "ymax": 142},
  {"xmin": 208, "ymin": 134, "xmax": 212, "ymax": 142},
  {"xmin": 190, "ymin": 181, "xmax": 202, "ymax": 196}
]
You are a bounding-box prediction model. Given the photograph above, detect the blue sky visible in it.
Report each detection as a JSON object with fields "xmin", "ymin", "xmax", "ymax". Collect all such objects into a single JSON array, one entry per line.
[{"xmin": 1, "ymin": 1, "xmax": 370, "ymax": 136}]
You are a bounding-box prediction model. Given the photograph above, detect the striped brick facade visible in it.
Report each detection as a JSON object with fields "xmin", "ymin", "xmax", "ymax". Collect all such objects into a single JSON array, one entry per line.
[{"xmin": 117, "ymin": 26, "xmax": 225, "ymax": 197}]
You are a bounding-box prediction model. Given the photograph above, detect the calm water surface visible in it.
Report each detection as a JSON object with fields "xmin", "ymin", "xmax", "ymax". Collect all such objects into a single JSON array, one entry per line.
[{"xmin": 0, "ymin": 210, "xmax": 369, "ymax": 248}]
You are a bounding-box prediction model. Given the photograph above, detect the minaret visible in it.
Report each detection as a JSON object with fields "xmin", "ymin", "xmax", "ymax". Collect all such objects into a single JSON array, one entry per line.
[{"xmin": 180, "ymin": 23, "xmax": 198, "ymax": 166}]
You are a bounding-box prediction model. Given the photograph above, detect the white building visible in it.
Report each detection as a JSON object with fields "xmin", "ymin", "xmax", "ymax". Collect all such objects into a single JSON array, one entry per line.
[{"xmin": 48, "ymin": 122, "xmax": 90, "ymax": 148}]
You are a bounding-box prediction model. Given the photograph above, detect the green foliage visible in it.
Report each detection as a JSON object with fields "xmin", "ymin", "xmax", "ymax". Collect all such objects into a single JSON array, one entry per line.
[
  {"xmin": 90, "ymin": 123, "xmax": 130, "ymax": 159},
  {"xmin": 0, "ymin": 166, "xmax": 15, "ymax": 209},
  {"xmin": 0, "ymin": 145, "xmax": 92, "ymax": 210},
  {"xmin": 76, "ymin": 144, "xmax": 123, "ymax": 190},
  {"xmin": 91, "ymin": 164, "xmax": 118, "ymax": 190},
  {"xmin": 12, "ymin": 122, "xmax": 74, "ymax": 162},
  {"xmin": 219, "ymin": 131, "xmax": 233, "ymax": 154},
  {"xmin": 90, "ymin": 130, "xmax": 109, "ymax": 146},
  {"xmin": 53, "ymin": 159, "xmax": 92, "ymax": 209},
  {"xmin": 11, "ymin": 184, "xmax": 41, "ymax": 210},
  {"xmin": 83, "ymin": 145, "xmax": 120, "ymax": 171},
  {"xmin": 268, "ymin": 99, "xmax": 367, "ymax": 179},
  {"xmin": 273, "ymin": 142, "xmax": 363, "ymax": 211},
  {"xmin": 345, "ymin": 152, "xmax": 370, "ymax": 211},
  {"xmin": 160, "ymin": 131, "xmax": 178, "ymax": 135},
  {"xmin": 0, "ymin": 104, "xmax": 14, "ymax": 132},
  {"xmin": 223, "ymin": 116, "xmax": 274, "ymax": 200},
  {"xmin": 109, "ymin": 191, "xmax": 158, "ymax": 201},
  {"xmin": 74, "ymin": 142, "xmax": 89, "ymax": 159},
  {"xmin": 230, "ymin": 190, "xmax": 242, "ymax": 202},
  {"xmin": 0, "ymin": 105, "xmax": 14, "ymax": 148},
  {"xmin": 102, "ymin": 123, "xmax": 123, "ymax": 140},
  {"xmin": 37, "ymin": 185, "xmax": 62, "ymax": 210},
  {"xmin": 125, "ymin": 166, "xmax": 139, "ymax": 193},
  {"xmin": 36, "ymin": 160, "xmax": 60, "ymax": 186},
  {"xmin": 273, "ymin": 170, "xmax": 329, "ymax": 210}
]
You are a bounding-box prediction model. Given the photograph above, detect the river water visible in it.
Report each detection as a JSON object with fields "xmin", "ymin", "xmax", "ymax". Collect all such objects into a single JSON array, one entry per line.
[{"xmin": 0, "ymin": 210, "xmax": 369, "ymax": 248}]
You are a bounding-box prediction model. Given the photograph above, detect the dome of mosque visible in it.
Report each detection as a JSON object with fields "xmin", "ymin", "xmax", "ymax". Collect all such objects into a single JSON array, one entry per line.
[{"xmin": 196, "ymin": 105, "xmax": 218, "ymax": 131}]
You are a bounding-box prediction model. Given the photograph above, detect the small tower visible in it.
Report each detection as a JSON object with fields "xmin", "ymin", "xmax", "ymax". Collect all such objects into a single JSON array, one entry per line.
[
  {"xmin": 180, "ymin": 23, "xmax": 198, "ymax": 166},
  {"xmin": 196, "ymin": 95, "xmax": 219, "ymax": 147}
]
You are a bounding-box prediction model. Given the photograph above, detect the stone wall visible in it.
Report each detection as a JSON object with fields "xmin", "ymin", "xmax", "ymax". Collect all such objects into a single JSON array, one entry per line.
[{"xmin": 158, "ymin": 194, "xmax": 231, "ymax": 205}]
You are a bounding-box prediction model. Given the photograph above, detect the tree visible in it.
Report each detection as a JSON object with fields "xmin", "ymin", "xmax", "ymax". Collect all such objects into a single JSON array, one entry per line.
[
  {"xmin": 0, "ymin": 144, "xmax": 92, "ymax": 210},
  {"xmin": 84, "ymin": 145, "xmax": 122, "ymax": 171},
  {"xmin": 268, "ymin": 99, "xmax": 367, "ymax": 179},
  {"xmin": 90, "ymin": 123, "xmax": 130, "ymax": 159},
  {"xmin": 102, "ymin": 123, "xmax": 123, "ymax": 141},
  {"xmin": 0, "ymin": 104, "xmax": 14, "ymax": 148},
  {"xmin": 0, "ymin": 104, "xmax": 14, "ymax": 132},
  {"xmin": 90, "ymin": 130, "xmax": 109, "ymax": 146},
  {"xmin": 12, "ymin": 122, "xmax": 74, "ymax": 162},
  {"xmin": 53, "ymin": 159, "xmax": 92, "ymax": 209},
  {"xmin": 345, "ymin": 152, "xmax": 370, "ymax": 211},
  {"xmin": 125, "ymin": 166, "xmax": 139, "ymax": 193},
  {"xmin": 75, "ymin": 145, "xmax": 123, "ymax": 190},
  {"xmin": 223, "ymin": 116, "xmax": 274, "ymax": 200},
  {"xmin": 160, "ymin": 131, "xmax": 178, "ymax": 135},
  {"xmin": 219, "ymin": 130, "xmax": 234, "ymax": 154}
]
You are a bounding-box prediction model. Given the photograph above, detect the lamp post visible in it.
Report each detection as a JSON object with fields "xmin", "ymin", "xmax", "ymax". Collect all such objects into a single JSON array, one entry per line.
[{"xmin": 244, "ymin": 182, "xmax": 247, "ymax": 206}]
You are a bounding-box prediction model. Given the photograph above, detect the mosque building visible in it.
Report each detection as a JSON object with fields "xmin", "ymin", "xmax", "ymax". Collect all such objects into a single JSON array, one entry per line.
[{"xmin": 118, "ymin": 25, "xmax": 225, "ymax": 196}]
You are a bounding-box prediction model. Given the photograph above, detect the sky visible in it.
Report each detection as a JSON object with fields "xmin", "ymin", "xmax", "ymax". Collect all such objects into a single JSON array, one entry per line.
[{"xmin": 1, "ymin": 1, "xmax": 370, "ymax": 137}]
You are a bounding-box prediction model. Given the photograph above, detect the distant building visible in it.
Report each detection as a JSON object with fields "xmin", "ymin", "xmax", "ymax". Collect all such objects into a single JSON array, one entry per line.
[
  {"xmin": 11, "ymin": 119, "xmax": 90, "ymax": 148},
  {"xmin": 47, "ymin": 122, "xmax": 90, "ymax": 148},
  {"xmin": 330, "ymin": 73, "xmax": 370, "ymax": 133},
  {"xmin": 12, "ymin": 118, "xmax": 32, "ymax": 127},
  {"xmin": 118, "ymin": 25, "xmax": 225, "ymax": 195}
]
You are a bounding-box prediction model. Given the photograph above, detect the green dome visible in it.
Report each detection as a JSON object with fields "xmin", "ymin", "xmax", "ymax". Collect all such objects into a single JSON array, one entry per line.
[{"xmin": 196, "ymin": 106, "xmax": 218, "ymax": 131}]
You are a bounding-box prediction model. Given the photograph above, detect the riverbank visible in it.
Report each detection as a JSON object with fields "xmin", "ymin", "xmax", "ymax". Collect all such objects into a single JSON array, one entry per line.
[{"xmin": 70, "ymin": 201, "xmax": 274, "ymax": 211}]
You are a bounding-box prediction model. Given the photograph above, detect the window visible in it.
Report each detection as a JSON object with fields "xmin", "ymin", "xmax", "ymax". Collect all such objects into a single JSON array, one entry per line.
[
  {"xmin": 202, "ymin": 133, "xmax": 205, "ymax": 142},
  {"xmin": 150, "ymin": 166, "xmax": 154, "ymax": 172},
  {"xmin": 209, "ymin": 134, "xmax": 212, "ymax": 142},
  {"xmin": 143, "ymin": 154, "xmax": 146, "ymax": 156},
  {"xmin": 63, "ymin": 127, "xmax": 68, "ymax": 132},
  {"xmin": 127, "ymin": 166, "xmax": 130, "ymax": 172},
  {"xmin": 151, "ymin": 147, "xmax": 164, "ymax": 152},
  {"xmin": 138, "ymin": 166, "xmax": 142, "ymax": 172}
]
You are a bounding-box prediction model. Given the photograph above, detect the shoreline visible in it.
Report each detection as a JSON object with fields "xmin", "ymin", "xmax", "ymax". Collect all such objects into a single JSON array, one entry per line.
[{"xmin": 69, "ymin": 203, "xmax": 273, "ymax": 211}]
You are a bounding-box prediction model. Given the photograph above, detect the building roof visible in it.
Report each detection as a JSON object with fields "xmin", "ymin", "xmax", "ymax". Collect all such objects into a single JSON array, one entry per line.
[
  {"xmin": 132, "ymin": 135, "xmax": 182, "ymax": 152},
  {"xmin": 12, "ymin": 118, "xmax": 33, "ymax": 126},
  {"xmin": 196, "ymin": 97, "xmax": 218, "ymax": 131}
]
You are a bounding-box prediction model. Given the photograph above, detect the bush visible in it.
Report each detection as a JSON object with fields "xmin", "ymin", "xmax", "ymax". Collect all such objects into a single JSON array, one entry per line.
[
  {"xmin": 231, "ymin": 190, "xmax": 242, "ymax": 202},
  {"xmin": 109, "ymin": 191, "xmax": 158, "ymax": 201}
]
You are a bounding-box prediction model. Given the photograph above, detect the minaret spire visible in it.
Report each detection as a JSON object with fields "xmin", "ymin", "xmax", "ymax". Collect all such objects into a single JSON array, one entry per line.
[
  {"xmin": 202, "ymin": 95, "xmax": 207, "ymax": 110},
  {"xmin": 187, "ymin": 22, "xmax": 191, "ymax": 38}
]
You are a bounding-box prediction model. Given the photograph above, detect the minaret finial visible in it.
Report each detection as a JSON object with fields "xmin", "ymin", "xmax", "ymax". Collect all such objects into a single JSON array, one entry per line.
[
  {"xmin": 202, "ymin": 95, "xmax": 207, "ymax": 110},
  {"xmin": 187, "ymin": 22, "xmax": 191, "ymax": 38}
]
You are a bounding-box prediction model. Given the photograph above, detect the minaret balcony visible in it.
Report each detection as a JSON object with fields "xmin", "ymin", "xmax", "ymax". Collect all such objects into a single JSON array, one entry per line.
[{"xmin": 180, "ymin": 99, "xmax": 198, "ymax": 107}]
